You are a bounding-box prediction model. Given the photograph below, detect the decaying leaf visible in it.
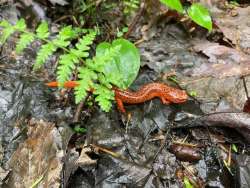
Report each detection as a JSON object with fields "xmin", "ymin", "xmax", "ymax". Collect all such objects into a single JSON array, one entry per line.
[
  {"xmin": 76, "ymin": 147, "xmax": 97, "ymax": 167},
  {"xmin": 191, "ymin": 40, "xmax": 250, "ymax": 78},
  {"xmin": 6, "ymin": 119, "xmax": 71, "ymax": 188},
  {"xmin": 214, "ymin": 6, "xmax": 250, "ymax": 54},
  {"xmin": 175, "ymin": 112, "xmax": 250, "ymax": 144},
  {"xmin": 48, "ymin": 0, "xmax": 68, "ymax": 5}
]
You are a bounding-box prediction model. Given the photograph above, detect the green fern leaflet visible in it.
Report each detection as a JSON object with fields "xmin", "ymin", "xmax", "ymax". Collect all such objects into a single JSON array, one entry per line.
[
  {"xmin": 56, "ymin": 30, "xmax": 96, "ymax": 84},
  {"xmin": 16, "ymin": 33, "xmax": 35, "ymax": 54},
  {"xmin": 75, "ymin": 67, "xmax": 97, "ymax": 103}
]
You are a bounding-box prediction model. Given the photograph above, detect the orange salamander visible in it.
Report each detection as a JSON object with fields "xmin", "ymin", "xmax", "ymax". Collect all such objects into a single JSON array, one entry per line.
[{"xmin": 46, "ymin": 81, "xmax": 188, "ymax": 113}]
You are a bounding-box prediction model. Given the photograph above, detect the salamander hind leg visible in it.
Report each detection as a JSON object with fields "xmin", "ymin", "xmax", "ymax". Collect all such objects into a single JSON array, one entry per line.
[
  {"xmin": 115, "ymin": 97, "xmax": 126, "ymax": 113},
  {"xmin": 160, "ymin": 97, "xmax": 170, "ymax": 105}
]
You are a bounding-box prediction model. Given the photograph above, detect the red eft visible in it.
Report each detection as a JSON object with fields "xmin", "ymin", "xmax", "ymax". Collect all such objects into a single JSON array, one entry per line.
[{"xmin": 46, "ymin": 81, "xmax": 188, "ymax": 113}]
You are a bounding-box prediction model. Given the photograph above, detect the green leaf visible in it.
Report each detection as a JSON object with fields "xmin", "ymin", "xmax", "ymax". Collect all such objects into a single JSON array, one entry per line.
[
  {"xmin": 75, "ymin": 31, "xmax": 96, "ymax": 55},
  {"xmin": 117, "ymin": 31, "xmax": 123, "ymax": 38},
  {"xmin": 187, "ymin": 3, "xmax": 212, "ymax": 31},
  {"xmin": 94, "ymin": 43, "xmax": 123, "ymax": 87},
  {"xmin": 160, "ymin": 0, "xmax": 183, "ymax": 13},
  {"xmin": 34, "ymin": 42, "xmax": 57, "ymax": 70},
  {"xmin": 93, "ymin": 84, "xmax": 114, "ymax": 112},
  {"xmin": 14, "ymin": 19, "xmax": 26, "ymax": 31},
  {"xmin": 0, "ymin": 20, "xmax": 15, "ymax": 44},
  {"xmin": 183, "ymin": 177, "xmax": 193, "ymax": 188},
  {"xmin": 112, "ymin": 39, "xmax": 140, "ymax": 88},
  {"xmin": 53, "ymin": 39, "xmax": 70, "ymax": 48},
  {"xmin": 36, "ymin": 22, "xmax": 49, "ymax": 39},
  {"xmin": 74, "ymin": 67, "xmax": 97, "ymax": 103},
  {"xmin": 58, "ymin": 26, "xmax": 77, "ymax": 40},
  {"xmin": 189, "ymin": 91, "xmax": 197, "ymax": 97},
  {"xmin": 96, "ymin": 39, "xmax": 140, "ymax": 89},
  {"xmin": 0, "ymin": 20, "xmax": 11, "ymax": 27},
  {"xmin": 57, "ymin": 53, "xmax": 79, "ymax": 84},
  {"xmin": 97, "ymin": 73, "xmax": 112, "ymax": 88},
  {"xmin": 56, "ymin": 31, "xmax": 96, "ymax": 85},
  {"xmin": 232, "ymin": 144, "xmax": 238, "ymax": 153},
  {"xmin": 16, "ymin": 33, "xmax": 35, "ymax": 54},
  {"xmin": 73, "ymin": 125, "xmax": 86, "ymax": 133},
  {"xmin": 122, "ymin": 27, "xmax": 128, "ymax": 33}
]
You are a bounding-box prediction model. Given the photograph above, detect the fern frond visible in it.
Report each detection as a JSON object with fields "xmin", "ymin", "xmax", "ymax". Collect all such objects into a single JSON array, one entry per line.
[
  {"xmin": 57, "ymin": 53, "xmax": 79, "ymax": 84},
  {"xmin": 34, "ymin": 25, "xmax": 86, "ymax": 70},
  {"xmin": 14, "ymin": 19, "xmax": 27, "ymax": 31},
  {"xmin": 123, "ymin": 0, "xmax": 140, "ymax": 14},
  {"xmin": 58, "ymin": 26, "xmax": 77, "ymax": 40},
  {"xmin": 36, "ymin": 21, "xmax": 49, "ymax": 39},
  {"xmin": 0, "ymin": 20, "xmax": 15, "ymax": 44},
  {"xmin": 56, "ymin": 31, "xmax": 97, "ymax": 84},
  {"xmin": 34, "ymin": 42, "xmax": 57, "ymax": 70},
  {"xmin": 93, "ymin": 84, "xmax": 114, "ymax": 112},
  {"xmin": 16, "ymin": 33, "xmax": 35, "ymax": 54},
  {"xmin": 75, "ymin": 30, "xmax": 96, "ymax": 58},
  {"xmin": 74, "ymin": 67, "xmax": 97, "ymax": 103},
  {"xmin": 97, "ymin": 73, "xmax": 112, "ymax": 88},
  {"xmin": 52, "ymin": 26, "xmax": 77, "ymax": 48}
]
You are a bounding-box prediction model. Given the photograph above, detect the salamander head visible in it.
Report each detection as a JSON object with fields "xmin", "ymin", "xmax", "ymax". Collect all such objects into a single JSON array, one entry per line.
[{"xmin": 166, "ymin": 89, "xmax": 188, "ymax": 103}]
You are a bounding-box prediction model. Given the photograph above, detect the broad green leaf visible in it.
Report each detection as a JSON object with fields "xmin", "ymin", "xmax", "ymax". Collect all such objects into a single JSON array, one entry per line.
[
  {"xmin": 14, "ymin": 19, "xmax": 26, "ymax": 31},
  {"xmin": 96, "ymin": 39, "xmax": 140, "ymax": 89},
  {"xmin": 95, "ymin": 42, "xmax": 123, "ymax": 87},
  {"xmin": 187, "ymin": 3, "xmax": 212, "ymax": 31},
  {"xmin": 36, "ymin": 22, "xmax": 49, "ymax": 39},
  {"xmin": 112, "ymin": 39, "xmax": 140, "ymax": 88},
  {"xmin": 160, "ymin": 0, "xmax": 183, "ymax": 13}
]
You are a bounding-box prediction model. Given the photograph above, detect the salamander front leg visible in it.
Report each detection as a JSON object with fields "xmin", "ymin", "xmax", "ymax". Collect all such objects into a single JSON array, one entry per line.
[
  {"xmin": 115, "ymin": 97, "xmax": 126, "ymax": 113},
  {"xmin": 160, "ymin": 97, "xmax": 170, "ymax": 105}
]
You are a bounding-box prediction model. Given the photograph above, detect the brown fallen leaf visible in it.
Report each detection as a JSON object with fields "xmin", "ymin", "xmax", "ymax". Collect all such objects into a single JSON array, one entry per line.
[
  {"xmin": 214, "ymin": 6, "xmax": 250, "ymax": 55},
  {"xmin": 174, "ymin": 112, "xmax": 250, "ymax": 144},
  {"xmin": 191, "ymin": 40, "xmax": 250, "ymax": 78},
  {"xmin": 6, "ymin": 119, "xmax": 73, "ymax": 188}
]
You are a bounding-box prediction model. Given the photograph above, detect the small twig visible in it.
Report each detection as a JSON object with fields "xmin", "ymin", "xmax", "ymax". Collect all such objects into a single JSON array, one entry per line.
[
  {"xmin": 242, "ymin": 76, "xmax": 249, "ymax": 99},
  {"xmin": 124, "ymin": 0, "xmax": 145, "ymax": 39},
  {"xmin": 73, "ymin": 93, "xmax": 91, "ymax": 123},
  {"xmin": 151, "ymin": 129, "xmax": 170, "ymax": 163},
  {"xmin": 54, "ymin": 15, "xmax": 73, "ymax": 24},
  {"xmin": 90, "ymin": 144, "xmax": 122, "ymax": 158},
  {"xmin": 171, "ymin": 111, "xmax": 242, "ymax": 129}
]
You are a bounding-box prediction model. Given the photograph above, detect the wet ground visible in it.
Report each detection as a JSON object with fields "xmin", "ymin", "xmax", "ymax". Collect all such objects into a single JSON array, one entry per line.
[{"xmin": 1, "ymin": 1, "xmax": 250, "ymax": 188}]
